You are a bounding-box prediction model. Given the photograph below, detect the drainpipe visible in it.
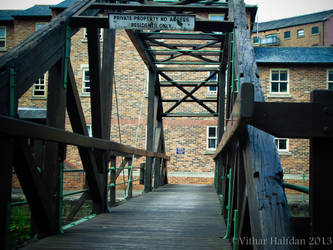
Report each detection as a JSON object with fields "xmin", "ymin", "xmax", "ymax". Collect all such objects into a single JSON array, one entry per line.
[{"xmin": 322, "ymin": 21, "xmax": 325, "ymax": 46}]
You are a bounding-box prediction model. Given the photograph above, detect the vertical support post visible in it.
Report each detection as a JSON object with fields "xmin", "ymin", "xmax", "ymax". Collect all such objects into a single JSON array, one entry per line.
[
  {"xmin": 224, "ymin": 168, "xmax": 232, "ymax": 239},
  {"xmin": 127, "ymin": 158, "xmax": 133, "ymax": 199},
  {"xmin": 101, "ymin": 28, "xmax": 116, "ymax": 140},
  {"xmin": 153, "ymin": 158, "xmax": 161, "ymax": 189},
  {"xmin": 0, "ymin": 66, "xmax": 16, "ymax": 249},
  {"xmin": 216, "ymin": 69, "xmax": 226, "ymax": 194},
  {"xmin": 302, "ymin": 173, "xmax": 305, "ymax": 204},
  {"xmin": 309, "ymin": 90, "xmax": 333, "ymax": 248},
  {"xmin": 233, "ymin": 210, "xmax": 239, "ymax": 250},
  {"xmin": 87, "ymin": 27, "xmax": 109, "ymax": 213},
  {"xmin": 145, "ymin": 69, "xmax": 156, "ymax": 192},
  {"xmin": 0, "ymin": 137, "xmax": 13, "ymax": 250},
  {"xmin": 140, "ymin": 163, "xmax": 145, "ymax": 185},
  {"xmin": 110, "ymin": 156, "xmax": 116, "ymax": 206},
  {"xmin": 38, "ymin": 58, "xmax": 66, "ymax": 233}
]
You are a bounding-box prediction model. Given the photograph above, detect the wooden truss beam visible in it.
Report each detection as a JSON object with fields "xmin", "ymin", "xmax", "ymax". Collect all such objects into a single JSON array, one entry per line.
[
  {"xmin": 66, "ymin": 62, "xmax": 105, "ymax": 209},
  {"xmin": 126, "ymin": 30, "xmax": 156, "ymax": 71},
  {"xmin": 89, "ymin": 3, "xmax": 229, "ymax": 13},
  {"xmin": 0, "ymin": 0, "xmax": 90, "ymax": 114}
]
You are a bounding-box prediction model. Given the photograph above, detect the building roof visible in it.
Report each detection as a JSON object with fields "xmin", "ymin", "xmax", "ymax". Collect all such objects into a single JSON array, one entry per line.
[
  {"xmin": 18, "ymin": 107, "xmax": 46, "ymax": 119},
  {"xmin": 50, "ymin": 0, "xmax": 78, "ymax": 9},
  {"xmin": 254, "ymin": 47, "xmax": 333, "ymax": 65},
  {"xmin": 0, "ymin": 10, "xmax": 19, "ymax": 21},
  {"xmin": 12, "ymin": 5, "xmax": 52, "ymax": 17},
  {"xmin": 253, "ymin": 9, "xmax": 333, "ymax": 32}
]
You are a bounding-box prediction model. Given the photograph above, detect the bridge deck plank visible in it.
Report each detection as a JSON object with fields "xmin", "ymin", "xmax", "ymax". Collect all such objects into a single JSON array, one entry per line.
[{"xmin": 25, "ymin": 184, "xmax": 231, "ymax": 249}]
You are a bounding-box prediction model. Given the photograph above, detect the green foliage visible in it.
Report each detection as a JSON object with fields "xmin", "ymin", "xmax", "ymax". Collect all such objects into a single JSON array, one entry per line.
[{"xmin": 9, "ymin": 205, "xmax": 31, "ymax": 247}]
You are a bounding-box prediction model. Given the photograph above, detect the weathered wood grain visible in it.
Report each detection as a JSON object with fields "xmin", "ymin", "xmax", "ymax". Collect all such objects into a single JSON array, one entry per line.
[{"xmin": 25, "ymin": 185, "xmax": 231, "ymax": 250}]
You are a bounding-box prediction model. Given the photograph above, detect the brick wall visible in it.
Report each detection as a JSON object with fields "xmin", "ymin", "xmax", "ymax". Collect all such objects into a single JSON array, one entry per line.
[
  {"xmin": 252, "ymin": 21, "xmax": 324, "ymax": 47},
  {"xmin": 325, "ymin": 16, "xmax": 333, "ymax": 46}
]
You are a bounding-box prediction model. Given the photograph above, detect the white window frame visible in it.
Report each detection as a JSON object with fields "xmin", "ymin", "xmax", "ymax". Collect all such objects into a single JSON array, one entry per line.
[
  {"xmin": 270, "ymin": 69, "xmax": 289, "ymax": 94},
  {"xmin": 0, "ymin": 26, "xmax": 6, "ymax": 50},
  {"xmin": 32, "ymin": 74, "xmax": 47, "ymax": 97},
  {"xmin": 82, "ymin": 68, "xmax": 90, "ymax": 94},
  {"xmin": 207, "ymin": 72, "xmax": 218, "ymax": 97},
  {"xmin": 328, "ymin": 69, "xmax": 333, "ymax": 90},
  {"xmin": 275, "ymin": 138, "xmax": 289, "ymax": 153},
  {"xmin": 35, "ymin": 22, "xmax": 47, "ymax": 31},
  {"xmin": 82, "ymin": 28, "xmax": 104, "ymax": 42},
  {"xmin": 207, "ymin": 126, "xmax": 217, "ymax": 151},
  {"xmin": 297, "ymin": 29, "xmax": 304, "ymax": 38}
]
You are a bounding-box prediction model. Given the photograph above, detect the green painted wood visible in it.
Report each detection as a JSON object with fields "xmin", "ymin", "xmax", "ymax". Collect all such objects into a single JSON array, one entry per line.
[{"xmin": 25, "ymin": 185, "xmax": 231, "ymax": 250}]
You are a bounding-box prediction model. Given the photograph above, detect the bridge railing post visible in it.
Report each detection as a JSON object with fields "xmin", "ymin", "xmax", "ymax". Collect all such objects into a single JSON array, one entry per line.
[{"xmin": 309, "ymin": 90, "xmax": 333, "ymax": 245}]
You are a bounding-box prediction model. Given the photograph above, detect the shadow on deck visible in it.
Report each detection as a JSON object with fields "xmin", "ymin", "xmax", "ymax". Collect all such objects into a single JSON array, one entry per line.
[{"xmin": 24, "ymin": 184, "xmax": 231, "ymax": 249}]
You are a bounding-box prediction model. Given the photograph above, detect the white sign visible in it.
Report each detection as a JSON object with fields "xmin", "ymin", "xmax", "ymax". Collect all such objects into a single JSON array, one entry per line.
[{"xmin": 109, "ymin": 13, "xmax": 195, "ymax": 31}]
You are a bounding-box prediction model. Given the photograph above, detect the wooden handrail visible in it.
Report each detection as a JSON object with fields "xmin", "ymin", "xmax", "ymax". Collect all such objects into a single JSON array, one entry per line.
[{"xmin": 0, "ymin": 115, "xmax": 170, "ymax": 161}]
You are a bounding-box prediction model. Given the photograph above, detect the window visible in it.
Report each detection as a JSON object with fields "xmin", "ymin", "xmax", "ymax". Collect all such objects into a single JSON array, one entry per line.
[
  {"xmin": 82, "ymin": 69, "xmax": 90, "ymax": 94},
  {"xmin": 208, "ymin": 14, "xmax": 224, "ymax": 34},
  {"xmin": 275, "ymin": 138, "xmax": 289, "ymax": 153},
  {"xmin": 253, "ymin": 36, "xmax": 259, "ymax": 44},
  {"xmin": 207, "ymin": 126, "xmax": 217, "ymax": 150},
  {"xmin": 83, "ymin": 28, "xmax": 103, "ymax": 41},
  {"xmin": 297, "ymin": 29, "xmax": 304, "ymax": 38},
  {"xmin": 284, "ymin": 31, "xmax": 291, "ymax": 39},
  {"xmin": 86, "ymin": 125, "xmax": 92, "ymax": 137},
  {"xmin": 312, "ymin": 26, "xmax": 319, "ymax": 35},
  {"xmin": 207, "ymin": 72, "xmax": 218, "ymax": 96},
  {"xmin": 33, "ymin": 74, "xmax": 46, "ymax": 97},
  {"xmin": 35, "ymin": 22, "xmax": 46, "ymax": 31},
  {"xmin": 0, "ymin": 27, "xmax": 6, "ymax": 49},
  {"xmin": 270, "ymin": 69, "xmax": 288, "ymax": 94},
  {"xmin": 328, "ymin": 70, "xmax": 333, "ymax": 90}
]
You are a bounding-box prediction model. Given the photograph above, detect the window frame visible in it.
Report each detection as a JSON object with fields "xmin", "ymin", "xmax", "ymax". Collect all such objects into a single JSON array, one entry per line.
[
  {"xmin": 275, "ymin": 138, "xmax": 289, "ymax": 153},
  {"xmin": 297, "ymin": 29, "xmax": 304, "ymax": 38},
  {"xmin": 253, "ymin": 36, "xmax": 259, "ymax": 44},
  {"xmin": 35, "ymin": 22, "xmax": 47, "ymax": 31},
  {"xmin": 284, "ymin": 31, "xmax": 291, "ymax": 40},
  {"xmin": 312, "ymin": 26, "xmax": 319, "ymax": 35},
  {"xmin": 270, "ymin": 68, "xmax": 289, "ymax": 95},
  {"xmin": 207, "ymin": 72, "xmax": 218, "ymax": 97},
  {"xmin": 0, "ymin": 26, "xmax": 6, "ymax": 50},
  {"xmin": 327, "ymin": 69, "xmax": 333, "ymax": 90},
  {"xmin": 82, "ymin": 28, "xmax": 104, "ymax": 42},
  {"xmin": 206, "ymin": 126, "xmax": 217, "ymax": 151},
  {"xmin": 32, "ymin": 74, "xmax": 47, "ymax": 97},
  {"xmin": 82, "ymin": 68, "xmax": 90, "ymax": 94}
]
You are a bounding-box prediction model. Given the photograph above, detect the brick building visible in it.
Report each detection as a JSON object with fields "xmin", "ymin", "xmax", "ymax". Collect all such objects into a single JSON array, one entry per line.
[
  {"xmin": 251, "ymin": 9, "xmax": 333, "ymax": 47},
  {"xmin": 255, "ymin": 47, "xmax": 333, "ymax": 187},
  {"xmin": 1, "ymin": 1, "xmax": 257, "ymax": 190},
  {"xmin": 1, "ymin": 1, "xmax": 332, "ymax": 191}
]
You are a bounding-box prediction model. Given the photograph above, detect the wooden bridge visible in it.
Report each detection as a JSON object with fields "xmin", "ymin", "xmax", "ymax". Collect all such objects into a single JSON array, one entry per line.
[
  {"xmin": 24, "ymin": 184, "xmax": 232, "ymax": 249},
  {"xmin": 1, "ymin": 0, "xmax": 333, "ymax": 249}
]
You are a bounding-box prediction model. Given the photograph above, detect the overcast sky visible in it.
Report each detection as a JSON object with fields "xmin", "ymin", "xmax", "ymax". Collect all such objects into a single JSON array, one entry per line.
[{"xmin": 1, "ymin": 0, "xmax": 333, "ymax": 22}]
